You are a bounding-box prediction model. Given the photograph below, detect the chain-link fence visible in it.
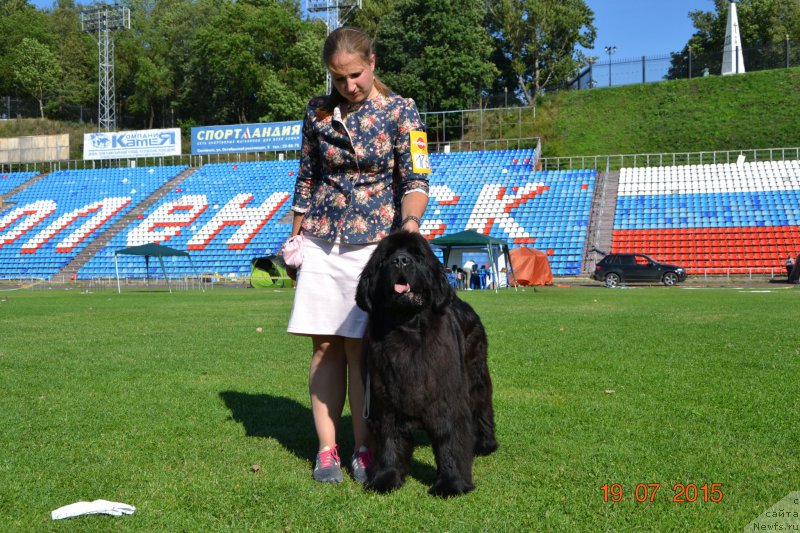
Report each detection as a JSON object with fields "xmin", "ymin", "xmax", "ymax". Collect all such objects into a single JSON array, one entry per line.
[
  {"xmin": 420, "ymin": 106, "xmax": 539, "ymax": 152},
  {"xmin": 569, "ymin": 39, "xmax": 800, "ymax": 90},
  {"xmin": 0, "ymin": 96, "xmax": 145, "ymax": 129},
  {"xmin": 0, "ymin": 97, "xmax": 39, "ymax": 120}
]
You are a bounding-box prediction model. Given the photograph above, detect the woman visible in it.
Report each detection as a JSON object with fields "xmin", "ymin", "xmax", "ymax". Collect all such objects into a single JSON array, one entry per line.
[{"xmin": 286, "ymin": 26, "xmax": 429, "ymax": 484}]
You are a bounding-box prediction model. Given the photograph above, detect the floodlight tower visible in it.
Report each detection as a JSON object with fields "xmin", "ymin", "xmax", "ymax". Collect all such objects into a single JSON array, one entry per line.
[
  {"xmin": 80, "ymin": 3, "xmax": 130, "ymax": 132},
  {"xmin": 307, "ymin": 0, "xmax": 363, "ymax": 92}
]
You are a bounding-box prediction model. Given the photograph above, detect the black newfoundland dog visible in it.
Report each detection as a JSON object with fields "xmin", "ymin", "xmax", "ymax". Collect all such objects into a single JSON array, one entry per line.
[{"xmin": 355, "ymin": 231, "xmax": 498, "ymax": 497}]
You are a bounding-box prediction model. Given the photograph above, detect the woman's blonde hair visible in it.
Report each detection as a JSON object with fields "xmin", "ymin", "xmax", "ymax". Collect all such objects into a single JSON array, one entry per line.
[{"xmin": 317, "ymin": 26, "xmax": 389, "ymax": 116}]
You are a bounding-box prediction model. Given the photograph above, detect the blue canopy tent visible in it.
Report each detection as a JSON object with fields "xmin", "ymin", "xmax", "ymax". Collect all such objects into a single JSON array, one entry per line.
[{"xmin": 114, "ymin": 242, "xmax": 200, "ymax": 293}]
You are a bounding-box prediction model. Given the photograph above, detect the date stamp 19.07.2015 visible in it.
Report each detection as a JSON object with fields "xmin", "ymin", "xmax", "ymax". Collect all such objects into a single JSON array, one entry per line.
[{"xmin": 601, "ymin": 483, "xmax": 724, "ymax": 504}]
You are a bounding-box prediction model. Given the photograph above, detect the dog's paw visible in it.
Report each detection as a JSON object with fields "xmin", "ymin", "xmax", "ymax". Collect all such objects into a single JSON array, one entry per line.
[
  {"xmin": 428, "ymin": 476, "xmax": 475, "ymax": 498},
  {"xmin": 474, "ymin": 438, "xmax": 499, "ymax": 457},
  {"xmin": 365, "ymin": 469, "xmax": 404, "ymax": 494}
]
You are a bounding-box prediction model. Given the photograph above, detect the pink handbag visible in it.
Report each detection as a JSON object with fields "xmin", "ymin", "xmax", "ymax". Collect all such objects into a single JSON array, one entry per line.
[{"xmin": 281, "ymin": 234, "xmax": 305, "ymax": 269}]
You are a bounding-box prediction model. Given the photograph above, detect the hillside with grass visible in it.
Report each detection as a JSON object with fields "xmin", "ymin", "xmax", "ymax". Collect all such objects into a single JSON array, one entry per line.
[
  {"xmin": 3, "ymin": 68, "xmax": 800, "ymax": 162},
  {"xmin": 0, "ymin": 118, "xmax": 96, "ymax": 161},
  {"xmin": 534, "ymin": 67, "xmax": 800, "ymax": 158}
]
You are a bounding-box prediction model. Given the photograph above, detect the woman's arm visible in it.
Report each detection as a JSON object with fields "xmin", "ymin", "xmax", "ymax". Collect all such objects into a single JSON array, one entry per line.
[
  {"xmin": 400, "ymin": 191, "xmax": 428, "ymax": 233},
  {"xmin": 395, "ymin": 98, "xmax": 430, "ymax": 233},
  {"xmin": 291, "ymin": 211, "xmax": 304, "ymax": 237}
]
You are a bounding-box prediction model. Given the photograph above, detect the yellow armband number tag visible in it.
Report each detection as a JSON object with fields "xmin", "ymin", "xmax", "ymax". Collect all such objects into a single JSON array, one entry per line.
[{"xmin": 409, "ymin": 131, "xmax": 431, "ymax": 174}]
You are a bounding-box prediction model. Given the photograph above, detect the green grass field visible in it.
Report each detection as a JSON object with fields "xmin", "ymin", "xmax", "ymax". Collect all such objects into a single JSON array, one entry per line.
[{"xmin": 1, "ymin": 286, "xmax": 798, "ymax": 531}]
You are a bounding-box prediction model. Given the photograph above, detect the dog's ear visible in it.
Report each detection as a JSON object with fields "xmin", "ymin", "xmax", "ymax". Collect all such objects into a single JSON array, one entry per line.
[
  {"xmin": 356, "ymin": 244, "xmax": 384, "ymax": 312},
  {"xmin": 431, "ymin": 261, "xmax": 454, "ymax": 312},
  {"xmin": 355, "ymin": 269, "xmax": 372, "ymax": 312}
]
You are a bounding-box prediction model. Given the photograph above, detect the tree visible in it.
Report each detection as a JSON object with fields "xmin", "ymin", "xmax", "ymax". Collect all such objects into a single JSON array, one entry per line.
[
  {"xmin": 486, "ymin": 0, "xmax": 596, "ymax": 104},
  {"xmin": 180, "ymin": 0, "xmax": 324, "ymax": 125},
  {"xmin": 48, "ymin": 0, "xmax": 96, "ymax": 118},
  {"xmin": 147, "ymin": 0, "xmax": 224, "ymax": 128},
  {"xmin": 668, "ymin": 0, "xmax": 800, "ymax": 79},
  {"xmin": 257, "ymin": 28, "xmax": 326, "ymax": 122},
  {"xmin": 774, "ymin": 0, "xmax": 800, "ymax": 41},
  {"xmin": 349, "ymin": 0, "xmax": 400, "ymax": 40},
  {"xmin": 0, "ymin": 0, "xmax": 33, "ymax": 17},
  {"xmin": 0, "ymin": 1, "xmax": 52, "ymax": 97},
  {"xmin": 127, "ymin": 55, "xmax": 174, "ymax": 128},
  {"xmin": 11, "ymin": 37, "xmax": 63, "ymax": 118},
  {"xmin": 115, "ymin": 0, "xmax": 185, "ymax": 129},
  {"xmin": 375, "ymin": 0, "xmax": 497, "ymax": 112}
]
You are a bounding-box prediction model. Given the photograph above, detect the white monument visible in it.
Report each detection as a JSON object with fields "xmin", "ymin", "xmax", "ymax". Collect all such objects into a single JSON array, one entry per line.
[{"xmin": 722, "ymin": 0, "xmax": 745, "ymax": 75}]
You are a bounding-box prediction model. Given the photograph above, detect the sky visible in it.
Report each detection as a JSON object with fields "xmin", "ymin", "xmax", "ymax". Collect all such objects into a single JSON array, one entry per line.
[
  {"xmin": 27, "ymin": 0, "xmax": 715, "ymax": 60},
  {"xmin": 584, "ymin": 0, "xmax": 714, "ymax": 60}
]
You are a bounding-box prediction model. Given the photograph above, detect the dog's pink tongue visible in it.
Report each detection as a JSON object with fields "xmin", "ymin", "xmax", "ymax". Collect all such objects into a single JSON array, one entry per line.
[{"xmin": 394, "ymin": 282, "xmax": 411, "ymax": 294}]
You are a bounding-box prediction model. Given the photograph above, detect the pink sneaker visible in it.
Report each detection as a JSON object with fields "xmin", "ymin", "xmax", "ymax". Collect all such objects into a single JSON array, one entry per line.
[
  {"xmin": 350, "ymin": 448, "xmax": 372, "ymax": 483},
  {"xmin": 313, "ymin": 445, "xmax": 342, "ymax": 483}
]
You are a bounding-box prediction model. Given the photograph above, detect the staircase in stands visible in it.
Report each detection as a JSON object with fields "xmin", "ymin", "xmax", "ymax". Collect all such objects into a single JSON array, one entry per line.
[
  {"xmin": 582, "ymin": 170, "xmax": 619, "ymax": 275},
  {"xmin": 55, "ymin": 166, "xmax": 199, "ymax": 281}
]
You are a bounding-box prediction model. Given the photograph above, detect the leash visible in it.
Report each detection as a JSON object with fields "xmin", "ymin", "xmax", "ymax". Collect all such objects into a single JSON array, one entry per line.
[{"xmin": 362, "ymin": 368, "xmax": 371, "ymax": 420}]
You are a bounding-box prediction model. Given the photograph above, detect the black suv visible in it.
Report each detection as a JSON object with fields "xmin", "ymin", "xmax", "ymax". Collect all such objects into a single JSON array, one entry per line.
[{"xmin": 592, "ymin": 253, "xmax": 687, "ymax": 287}]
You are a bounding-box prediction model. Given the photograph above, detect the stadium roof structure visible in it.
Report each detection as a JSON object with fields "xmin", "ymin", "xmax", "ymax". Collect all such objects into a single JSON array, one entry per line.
[{"xmin": 114, "ymin": 243, "xmax": 199, "ymax": 293}]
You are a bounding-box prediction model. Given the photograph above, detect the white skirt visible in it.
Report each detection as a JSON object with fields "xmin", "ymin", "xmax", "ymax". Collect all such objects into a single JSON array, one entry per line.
[{"xmin": 287, "ymin": 235, "xmax": 377, "ymax": 338}]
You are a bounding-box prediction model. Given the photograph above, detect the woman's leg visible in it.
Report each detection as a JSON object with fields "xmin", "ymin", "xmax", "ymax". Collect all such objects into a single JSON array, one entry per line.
[
  {"xmin": 309, "ymin": 335, "xmax": 347, "ymax": 451},
  {"xmin": 344, "ymin": 336, "xmax": 368, "ymax": 449}
]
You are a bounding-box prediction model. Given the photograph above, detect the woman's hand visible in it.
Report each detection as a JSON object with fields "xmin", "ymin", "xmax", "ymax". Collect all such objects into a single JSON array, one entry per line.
[{"xmin": 401, "ymin": 215, "xmax": 421, "ymax": 233}]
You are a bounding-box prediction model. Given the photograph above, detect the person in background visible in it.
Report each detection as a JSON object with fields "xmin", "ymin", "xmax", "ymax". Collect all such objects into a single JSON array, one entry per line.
[
  {"xmin": 482, "ymin": 264, "xmax": 492, "ymax": 289},
  {"xmin": 285, "ymin": 26, "xmax": 429, "ymax": 485},
  {"xmin": 786, "ymin": 255, "xmax": 795, "ymax": 279},
  {"xmin": 451, "ymin": 264, "xmax": 464, "ymax": 289},
  {"xmin": 462, "ymin": 258, "xmax": 475, "ymax": 290}
]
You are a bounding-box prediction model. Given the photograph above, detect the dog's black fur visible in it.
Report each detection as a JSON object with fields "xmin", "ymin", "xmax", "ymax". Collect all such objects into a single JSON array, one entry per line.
[{"xmin": 356, "ymin": 231, "xmax": 498, "ymax": 497}]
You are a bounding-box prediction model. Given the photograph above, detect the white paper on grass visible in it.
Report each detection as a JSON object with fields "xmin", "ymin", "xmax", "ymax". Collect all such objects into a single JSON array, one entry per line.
[{"xmin": 51, "ymin": 499, "xmax": 136, "ymax": 520}]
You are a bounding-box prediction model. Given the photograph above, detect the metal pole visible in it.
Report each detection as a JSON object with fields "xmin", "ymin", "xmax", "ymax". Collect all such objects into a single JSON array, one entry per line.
[
  {"xmin": 642, "ymin": 56, "xmax": 646, "ymax": 83},
  {"xmin": 115, "ymin": 254, "xmax": 121, "ymax": 293},
  {"xmin": 604, "ymin": 46, "xmax": 616, "ymax": 87},
  {"xmin": 158, "ymin": 256, "xmax": 172, "ymax": 293},
  {"xmin": 786, "ymin": 35, "xmax": 790, "ymax": 68}
]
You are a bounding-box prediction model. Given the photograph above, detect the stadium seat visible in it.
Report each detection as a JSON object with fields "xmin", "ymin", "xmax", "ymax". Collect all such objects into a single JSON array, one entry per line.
[{"xmin": 612, "ymin": 160, "xmax": 800, "ymax": 274}]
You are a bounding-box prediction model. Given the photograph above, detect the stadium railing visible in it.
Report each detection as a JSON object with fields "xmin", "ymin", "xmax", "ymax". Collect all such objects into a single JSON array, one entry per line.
[
  {"xmin": 539, "ymin": 146, "xmax": 800, "ymax": 172},
  {"xmin": 5, "ymin": 145, "xmax": 800, "ymax": 176}
]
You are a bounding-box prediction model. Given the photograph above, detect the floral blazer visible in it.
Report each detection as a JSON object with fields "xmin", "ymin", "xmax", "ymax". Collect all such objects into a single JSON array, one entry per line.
[{"xmin": 290, "ymin": 92, "xmax": 430, "ymax": 244}]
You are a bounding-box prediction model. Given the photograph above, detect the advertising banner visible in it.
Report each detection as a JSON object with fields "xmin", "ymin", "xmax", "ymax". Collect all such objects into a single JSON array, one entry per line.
[
  {"xmin": 83, "ymin": 128, "xmax": 181, "ymax": 160},
  {"xmin": 191, "ymin": 121, "xmax": 302, "ymax": 155}
]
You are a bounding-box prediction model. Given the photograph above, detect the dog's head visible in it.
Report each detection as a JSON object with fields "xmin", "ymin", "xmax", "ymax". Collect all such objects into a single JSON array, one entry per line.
[{"xmin": 356, "ymin": 231, "xmax": 453, "ymax": 316}]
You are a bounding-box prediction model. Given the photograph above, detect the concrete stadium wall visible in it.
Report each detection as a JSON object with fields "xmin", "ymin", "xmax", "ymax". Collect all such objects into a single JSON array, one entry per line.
[{"xmin": 0, "ymin": 134, "xmax": 69, "ymax": 164}]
